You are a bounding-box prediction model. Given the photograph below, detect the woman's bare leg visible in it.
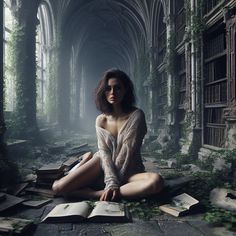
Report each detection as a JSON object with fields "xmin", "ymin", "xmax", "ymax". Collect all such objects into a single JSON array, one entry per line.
[
  {"xmin": 77, "ymin": 152, "xmax": 93, "ymax": 167},
  {"xmin": 119, "ymin": 172, "xmax": 164, "ymax": 199},
  {"xmin": 52, "ymin": 155, "xmax": 102, "ymax": 195},
  {"xmin": 68, "ymin": 152, "xmax": 93, "ymax": 173}
]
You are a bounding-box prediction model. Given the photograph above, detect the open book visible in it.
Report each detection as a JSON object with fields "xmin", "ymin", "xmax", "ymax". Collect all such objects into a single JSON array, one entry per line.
[
  {"xmin": 0, "ymin": 217, "xmax": 33, "ymax": 234},
  {"xmin": 159, "ymin": 193, "xmax": 199, "ymax": 217},
  {"xmin": 42, "ymin": 201, "xmax": 131, "ymax": 223}
]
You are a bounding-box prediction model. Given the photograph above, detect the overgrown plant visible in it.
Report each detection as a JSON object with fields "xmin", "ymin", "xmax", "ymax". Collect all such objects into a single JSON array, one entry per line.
[
  {"xmin": 185, "ymin": 0, "xmax": 205, "ymax": 43},
  {"xmin": 7, "ymin": 18, "xmax": 39, "ymax": 140},
  {"xmin": 200, "ymin": 149, "xmax": 236, "ymax": 173},
  {"xmin": 204, "ymin": 207, "xmax": 236, "ymax": 230},
  {"xmin": 122, "ymin": 199, "xmax": 162, "ymax": 220},
  {"xmin": 166, "ymin": 33, "xmax": 176, "ymax": 75}
]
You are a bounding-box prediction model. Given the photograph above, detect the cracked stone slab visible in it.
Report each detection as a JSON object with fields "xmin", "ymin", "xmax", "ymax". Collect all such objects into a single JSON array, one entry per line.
[
  {"xmin": 186, "ymin": 220, "xmax": 235, "ymax": 236},
  {"xmin": 158, "ymin": 220, "xmax": 204, "ymax": 236},
  {"xmin": 32, "ymin": 224, "xmax": 60, "ymax": 236},
  {"xmin": 104, "ymin": 220, "xmax": 162, "ymax": 236}
]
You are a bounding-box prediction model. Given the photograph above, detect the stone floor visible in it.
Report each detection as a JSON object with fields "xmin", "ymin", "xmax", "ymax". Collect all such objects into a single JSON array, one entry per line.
[{"xmin": 1, "ymin": 133, "xmax": 236, "ymax": 236}]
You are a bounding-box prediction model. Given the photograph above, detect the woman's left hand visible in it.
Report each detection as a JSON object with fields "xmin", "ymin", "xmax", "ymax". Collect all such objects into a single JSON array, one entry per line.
[{"xmin": 100, "ymin": 188, "xmax": 120, "ymax": 201}]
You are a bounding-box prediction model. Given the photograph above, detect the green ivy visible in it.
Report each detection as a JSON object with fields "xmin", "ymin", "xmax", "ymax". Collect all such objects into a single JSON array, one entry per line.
[
  {"xmin": 122, "ymin": 199, "xmax": 162, "ymax": 220},
  {"xmin": 174, "ymin": 152, "xmax": 195, "ymax": 168},
  {"xmin": 181, "ymin": 112, "xmax": 194, "ymax": 140},
  {"xmin": 166, "ymin": 33, "xmax": 176, "ymax": 75},
  {"xmin": 6, "ymin": 19, "xmax": 39, "ymax": 139},
  {"xmin": 185, "ymin": 0, "xmax": 205, "ymax": 43},
  {"xmin": 204, "ymin": 208, "xmax": 236, "ymax": 230}
]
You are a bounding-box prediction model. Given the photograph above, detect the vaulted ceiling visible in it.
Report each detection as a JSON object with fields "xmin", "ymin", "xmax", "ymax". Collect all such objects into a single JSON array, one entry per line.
[{"xmin": 49, "ymin": 0, "xmax": 162, "ymax": 74}]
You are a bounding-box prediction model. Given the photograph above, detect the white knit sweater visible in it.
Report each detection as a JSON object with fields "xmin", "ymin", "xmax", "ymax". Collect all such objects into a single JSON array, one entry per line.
[{"xmin": 94, "ymin": 109, "xmax": 147, "ymax": 190}]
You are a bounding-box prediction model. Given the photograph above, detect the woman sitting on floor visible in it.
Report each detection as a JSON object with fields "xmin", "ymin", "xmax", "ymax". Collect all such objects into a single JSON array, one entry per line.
[{"xmin": 52, "ymin": 68, "xmax": 164, "ymax": 201}]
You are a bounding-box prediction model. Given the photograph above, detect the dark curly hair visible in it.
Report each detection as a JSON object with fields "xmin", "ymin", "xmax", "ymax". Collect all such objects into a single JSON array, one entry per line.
[{"xmin": 95, "ymin": 69, "xmax": 136, "ymax": 114}]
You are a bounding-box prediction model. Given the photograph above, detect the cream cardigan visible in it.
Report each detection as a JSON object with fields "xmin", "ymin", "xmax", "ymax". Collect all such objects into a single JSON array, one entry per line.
[{"xmin": 94, "ymin": 109, "xmax": 147, "ymax": 190}]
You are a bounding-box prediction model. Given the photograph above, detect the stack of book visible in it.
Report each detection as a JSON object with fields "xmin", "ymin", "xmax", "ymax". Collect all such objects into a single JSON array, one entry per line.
[{"xmin": 36, "ymin": 163, "xmax": 65, "ymax": 188}]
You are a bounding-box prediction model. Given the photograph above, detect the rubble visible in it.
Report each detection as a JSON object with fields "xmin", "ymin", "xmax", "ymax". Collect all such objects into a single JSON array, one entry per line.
[{"xmin": 210, "ymin": 188, "xmax": 236, "ymax": 213}]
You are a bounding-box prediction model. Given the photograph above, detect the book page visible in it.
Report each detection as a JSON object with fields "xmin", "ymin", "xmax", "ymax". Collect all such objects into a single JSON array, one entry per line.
[
  {"xmin": 172, "ymin": 193, "xmax": 199, "ymax": 210},
  {"xmin": 159, "ymin": 204, "xmax": 185, "ymax": 217},
  {"xmin": 88, "ymin": 201, "xmax": 125, "ymax": 218},
  {"xmin": 43, "ymin": 202, "xmax": 91, "ymax": 220}
]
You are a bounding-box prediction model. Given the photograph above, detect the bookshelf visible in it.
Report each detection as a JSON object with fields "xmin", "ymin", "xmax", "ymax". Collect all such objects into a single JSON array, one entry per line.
[{"xmin": 204, "ymin": 26, "xmax": 227, "ymax": 147}]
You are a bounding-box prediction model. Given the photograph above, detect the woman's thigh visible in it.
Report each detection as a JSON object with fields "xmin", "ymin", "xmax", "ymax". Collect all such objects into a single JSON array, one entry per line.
[
  {"xmin": 56, "ymin": 155, "xmax": 103, "ymax": 192},
  {"xmin": 127, "ymin": 172, "xmax": 159, "ymax": 182}
]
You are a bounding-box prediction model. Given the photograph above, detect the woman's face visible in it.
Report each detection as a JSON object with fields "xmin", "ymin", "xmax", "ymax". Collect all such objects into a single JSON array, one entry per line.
[{"xmin": 105, "ymin": 78, "xmax": 126, "ymax": 105}]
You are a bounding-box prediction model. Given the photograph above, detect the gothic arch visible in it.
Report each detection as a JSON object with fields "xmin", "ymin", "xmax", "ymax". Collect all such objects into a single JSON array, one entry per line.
[{"xmin": 36, "ymin": 0, "xmax": 55, "ymax": 118}]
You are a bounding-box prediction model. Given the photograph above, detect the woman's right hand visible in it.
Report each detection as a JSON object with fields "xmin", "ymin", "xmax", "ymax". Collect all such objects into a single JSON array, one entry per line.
[{"xmin": 100, "ymin": 188, "xmax": 120, "ymax": 201}]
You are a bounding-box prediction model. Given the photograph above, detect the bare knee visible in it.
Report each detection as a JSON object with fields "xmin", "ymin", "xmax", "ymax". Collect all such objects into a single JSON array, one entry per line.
[
  {"xmin": 149, "ymin": 173, "xmax": 164, "ymax": 194},
  {"xmin": 52, "ymin": 179, "xmax": 64, "ymax": 195},
  {"xmin": 82, "ymin": 151, "xmax": 93, "ymax": 160},
  {"xmin": 79, "ymin": 152, "xmax": 93, "ymax": 166}
]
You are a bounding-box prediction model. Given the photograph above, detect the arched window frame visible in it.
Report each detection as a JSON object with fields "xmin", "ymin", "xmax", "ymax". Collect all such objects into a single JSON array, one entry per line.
[
  {"xmin": 3, "ymin": 0, "xmax": 16, "ymax": 112},
  {"xmin": 36, "ymin": 1, "xmax": 54, "ymax": 120}
]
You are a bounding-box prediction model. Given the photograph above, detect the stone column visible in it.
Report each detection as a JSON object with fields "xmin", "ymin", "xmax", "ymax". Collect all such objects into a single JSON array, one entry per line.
[
  {"xmin": 74, "ymin": 63, "xmax": 82, "ymax": 129},
  {"xmin": 12, "ymin": 0, "xmax": 40, "ymax": 139},
  {"xmin": 165, "ymin": 12, "xmax": 175, "ymax": 126},
  {"xmin": 182, "ymin": 0, "xmax": 202, "ymax": 156},
  {"xmin": 224, "ymin": 11, "xmax": 236, "ymax": 119},
  {"xmin": 224, "ymin": 11, "xmax": 236, "ymax": 148},
  {"xmin": 0, "ymin": 0, "xmax": 6, "ymax": 155},
  {"xmin": 146, "ymin": 47, "xmax": 158, "ymax": 134}
]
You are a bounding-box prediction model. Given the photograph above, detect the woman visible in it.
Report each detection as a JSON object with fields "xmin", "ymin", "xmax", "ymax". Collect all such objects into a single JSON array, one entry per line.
[{"xmin": 52, "ymin": 69, "xmax": 164, "ymax": 201}]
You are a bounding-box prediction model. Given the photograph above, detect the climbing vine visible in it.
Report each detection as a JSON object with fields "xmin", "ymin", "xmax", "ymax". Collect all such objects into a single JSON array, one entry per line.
[
  {"xmin": 185, "ymin": 0, "xmax": 205, "ymax": 43},
  {"xmin": 6, "ymin": 19, "xmax": 38, "ymax": 139},
  {"xmin": 5, "ymin": 23, "xmax": 25, "ymax": 138},
  {"xmin": 166, "ymin": 33, "xmax": 176, "ymax": 76}
]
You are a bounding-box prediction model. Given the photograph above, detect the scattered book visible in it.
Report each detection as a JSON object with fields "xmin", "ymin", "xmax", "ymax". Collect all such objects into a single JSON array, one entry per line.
[
  {"xmin": 71, "ymin": 143, "xmax": 88, "ymax": 151},
  {"xmin": 62, "ymin": 156, "xmax": 81, "ymax": 170},
  {"xmin": 0, "ymin": 217, "xmax": 33, "ymax": 234},
  {"xmin": 0, "ymin": 193, "xmax": 25, "ymax": 212},
  {"xmin": 42, "ymin": 201, "xmax": 131, "ymax": 223},
  {"xmin": 22, "ymin": 199, "xmax": 52, "ymax": 208},
  {"xmin": 10, "ymin": 182, "xmax": 29, "ymax": 196},
  {"xmin": 36, "ymin": 163, "xmax": 64, "ymax": 175},
  {"xmin": 159, "ymin": 193, "xmax": 199, "ymax": 217},
  {"xmin": 68, "ymin": 161, "xmax": 82, "ymax": 173},
  {"xmin": 25, "ymin": 187, "xmax": 56, "ymax": 198},
  {"xmin": 67, "ymin": 150, "xmax": 87, "ymax": 157},
  {"xmin": 22, "ymin": 173, "xmax": 37, "ymax": 182},
  {"xmin": 35, "ymin": 163, "xmax": 64, "ymax": 188},
  {"xmin": 0, "ymin": 193, "xmax": 6, "ymax": 202}
]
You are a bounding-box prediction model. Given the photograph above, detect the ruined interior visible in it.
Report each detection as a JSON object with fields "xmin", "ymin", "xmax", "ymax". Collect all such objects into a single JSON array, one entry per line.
[{"xmin": 0, "ymin": 0, "xmax": 236, "ymax": 235}]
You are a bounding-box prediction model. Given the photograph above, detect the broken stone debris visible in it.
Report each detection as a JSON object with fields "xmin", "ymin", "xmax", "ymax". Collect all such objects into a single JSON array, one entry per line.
[{"xmin": 210, "ymin": 188, "xmax": 236, "ymax": 213}]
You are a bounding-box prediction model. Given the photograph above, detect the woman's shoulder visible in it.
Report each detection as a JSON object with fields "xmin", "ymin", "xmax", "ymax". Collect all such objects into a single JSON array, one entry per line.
[
  {"xmin": 131, "ymin": 107, "xmax": 145, "ymax": 117},
  {"xmin": 96, "ymin": 114, "xmax": 106, "ymax": 128}
]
